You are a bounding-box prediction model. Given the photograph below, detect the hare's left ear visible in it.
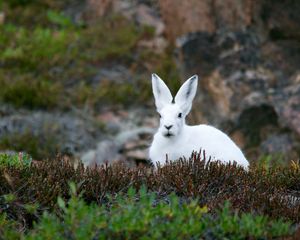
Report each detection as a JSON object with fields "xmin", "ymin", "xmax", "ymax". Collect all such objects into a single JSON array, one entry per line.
[{"xmin": 174, "ymin": 75, "xmax": 198, "ymax": 116}]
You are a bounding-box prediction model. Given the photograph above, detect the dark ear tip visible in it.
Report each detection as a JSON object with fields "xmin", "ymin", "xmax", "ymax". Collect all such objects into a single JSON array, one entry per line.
[{"xmin": 152, "ymin": 73, "xmax": 158, "ymax": 78}]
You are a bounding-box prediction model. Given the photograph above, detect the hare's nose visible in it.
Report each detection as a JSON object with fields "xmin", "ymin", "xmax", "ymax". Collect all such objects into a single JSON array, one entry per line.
[{"xmin": 164, "ymin": 125, "xmax": 173, "ymax": 130}]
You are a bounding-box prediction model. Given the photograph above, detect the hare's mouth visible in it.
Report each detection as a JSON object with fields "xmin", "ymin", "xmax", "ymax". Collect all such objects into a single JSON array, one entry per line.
[{"xmin": 164, "ymin": 132, "xmax": 174, "ymax": 138}]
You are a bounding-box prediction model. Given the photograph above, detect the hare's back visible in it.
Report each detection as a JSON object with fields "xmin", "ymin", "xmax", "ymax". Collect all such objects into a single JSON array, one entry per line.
[{"xmin": 186, "ymin": 124, "xmax": 248, "ymax": 167}]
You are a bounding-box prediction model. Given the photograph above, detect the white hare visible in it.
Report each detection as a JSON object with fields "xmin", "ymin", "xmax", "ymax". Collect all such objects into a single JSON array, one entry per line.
[{"xmin": 149, "ymin": 73, "xmax": 249, "ymax": 169}]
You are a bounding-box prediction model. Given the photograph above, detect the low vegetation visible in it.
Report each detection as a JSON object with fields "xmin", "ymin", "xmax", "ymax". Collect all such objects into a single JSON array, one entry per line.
[
  {"xmin": 0, "ymin": 1, "xmax": 180, "ymax": 110},
  {"xmin": 0, "ymin": 131, "xmax": 59, "ymax": 160},
  {"xmin": 0, "ymin": 1, "xmax": 182, "ymax": 161},
  {"xmin": 0, "ymin": 152, "xmax": 31, "ymax": 168},
  {"xmin": 1, "ymin": 2, "xmax": 299, "ymax": 238},
  {"xmin": 0, "ymin": 153, "xmax": 299, "ymax": 238},
  {"xmin": 0, "ymin": 184, "xmax": 293, "ymax": 239}
]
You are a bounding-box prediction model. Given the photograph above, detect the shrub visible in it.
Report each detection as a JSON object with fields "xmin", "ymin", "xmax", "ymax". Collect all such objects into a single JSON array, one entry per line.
[
  {"xmin": 0, "ymin": 13, "xmax": 157, "ymax": 109},
  {"xmin": 0, "ymin": 74, "xmax": 62, "ymax": 109},
  {"xmin": 0, "ymin": 154, "xmax": 299, "ymax": 232},
  {"xmin": 79, "ymin": 15, "xmax": 142, "ymax": 62},
  {"xmin": 0, "ymin": 131, "xmax": 59, "ymax": 160},
  {"xmin": 47, "ymin": 10, "xmax": 75, "ymax": 29},
  {"xmin": 0, "ymin": 25, "xmax": 79, "ymax": 71},
  {"xmin": 72, "ymin": 79, "xmax": 152, "ymax": 108},
  {"xmin": 2, "ymin": 1, "xmax": 68, "ymax": 27},
  {"xmin": 0, "ymin": 213, "xmax": 20, "ymax": 240},
  {"xmin": 0, "ymin": 186, "xmax": 293, "ymax": 239},
  {"xmin": 0, "ymin": 152, "xmax": 32, "ymax": 169}
]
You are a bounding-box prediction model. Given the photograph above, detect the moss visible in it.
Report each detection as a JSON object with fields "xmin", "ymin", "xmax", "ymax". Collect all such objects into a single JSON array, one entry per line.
[
  {"xmin": 0, "ymin": 131, "xmax": 59, "ymax": 160},
  {"xmin": 0, "ymin": 72, "xmax": 63, "ymax": 109}
]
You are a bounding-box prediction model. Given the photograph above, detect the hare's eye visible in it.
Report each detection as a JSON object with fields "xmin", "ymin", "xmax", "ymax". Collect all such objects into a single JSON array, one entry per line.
[
  {"xmin": 178, "ymin": 113, "xmax": 182, "ymax": 118},
  {"xmin": 158, "ymin": 113, "xmax": 161, "ymax": 118}
]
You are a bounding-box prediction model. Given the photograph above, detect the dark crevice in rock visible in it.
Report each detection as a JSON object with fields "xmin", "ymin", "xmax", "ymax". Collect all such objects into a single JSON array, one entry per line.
[{"xmin": 237, "ymin": 104, "xmax": 278, "ymax": 147}]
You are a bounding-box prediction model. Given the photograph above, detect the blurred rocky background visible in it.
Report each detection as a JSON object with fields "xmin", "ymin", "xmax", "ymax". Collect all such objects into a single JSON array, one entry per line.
[{"xmin": 0, "ymin": 0, "xmax": 299, "ymax": 166}]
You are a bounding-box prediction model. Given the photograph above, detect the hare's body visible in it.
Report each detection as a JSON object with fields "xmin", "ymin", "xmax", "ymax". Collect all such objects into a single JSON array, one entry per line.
[
  {"xmin": 149, "ymin": 73, "xmax": 249, "ymax": 169},
  {"xmin": 150, "ymin": 124, "xmax": 249, "ymax": 168}
]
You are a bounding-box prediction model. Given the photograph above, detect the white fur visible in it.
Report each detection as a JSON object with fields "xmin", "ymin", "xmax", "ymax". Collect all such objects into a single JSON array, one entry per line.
[{"xmin": 149, "ymin": 73, "xmax": 249, "ymax": 169}]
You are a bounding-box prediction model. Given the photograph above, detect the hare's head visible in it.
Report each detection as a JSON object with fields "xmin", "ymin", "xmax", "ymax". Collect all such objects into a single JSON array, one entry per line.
[{"xmin": 151, "ymin": 73, "xmax": 198, "ymax": 138}]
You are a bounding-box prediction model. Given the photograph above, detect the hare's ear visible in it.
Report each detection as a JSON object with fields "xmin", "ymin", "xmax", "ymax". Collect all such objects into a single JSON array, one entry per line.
[
  {"xmin": 152, "ymin": 73, "xmax": 173, "ymax": 111},
  {"xmin": 174, "ymin": 75, "xmax": 198, "ymax": 115}
]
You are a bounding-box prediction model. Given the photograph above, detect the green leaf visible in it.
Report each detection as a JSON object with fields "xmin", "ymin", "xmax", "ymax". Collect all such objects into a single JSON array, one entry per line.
[
  {"xmin": 69, "ymin": 182, "xmax": 77, "ymax": 196},
  {"xmin": 57, "ymin": 197, "xmax": 66, "ymax": 211}
]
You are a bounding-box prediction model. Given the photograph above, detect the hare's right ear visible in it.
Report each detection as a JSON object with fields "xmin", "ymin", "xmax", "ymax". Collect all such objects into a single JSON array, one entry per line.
[{"xmin": 152, "ymin": 73, "xmax": 173, "ymax": 111}]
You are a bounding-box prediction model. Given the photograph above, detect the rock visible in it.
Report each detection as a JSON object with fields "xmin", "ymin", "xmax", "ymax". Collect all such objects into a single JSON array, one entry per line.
[
  {"xmin": 138, "ymin": 37, "xmax": 168, "ymax": 54},
  {"xmin": 159, "ymin": 0, "xmax": 216, "ymax": 41},
  {"xmin": 0, "ymin": 110, "xmax": 101, "ymax": 157},
  {"xmin": 91, "ymin": 65, "xmax": 132, "ymax": 86},
  {"xmin": 82, "ymin": 0, "xmax": 169, "ymax": 52},
  {"xmin": 118, "ymin": 127, "xmax": 154, "ymax": 162},
  {"xmin": 63, "ymin": 0, "xmax": 87, "ymax": 25},
  {"xmin": 230, "ymin": 130, "xmax": 246, "ymax": 149},
  {"xmin": 79, "ymin": 105, "xmax": 156, "ymax": 168},
  {"xmin": 159, "ymin": 0, "xmax": 258, "ymax": 41},
  {"xmin": 81, "ymin": 126, "xmax": 155, "ymax": 167},
  {"xmin": 135, "ymin": 4, "xmax": 165, "ymax": 36},
  {"xmin": 115, "ymin": 127, "xmax": 154, "ymax": 144},
  {"xmin": 176, "ymin": 32, "xmax": 218, "ymax": 78},
  {"xmin": 120, "ymin": 2, "xmax": 168, "ymax": 53},
  {"xmin": 0, "ymin": 104, "xmax": 20, "ymax": 117},
  {"xmin": 160, "ymin": 0, "xmax": 300, "ymax": 42},
  {"xmin": 177, "ymin": 28, "xmax": 300, "ymax": 161},
  {"xmin": 84, "ymin": 0, "xmax": 114, "ymax": 20},
  {"xmin": 212, "ymin": 0, "xmax": 255, "ymax": 29},
  {"xmin": 126, "ymin": 149, "xmax": 147, "ymax": 160},
  {"xmin": 262, "ymin": 0, "xmax": 300, "ymax": 41},
  {"xmin": 81, "ymin": 139, "xmax": 126, "ymax": 167},
  {"xmin": 260, "ymin": 133, "xmax": 296, "ymax": 157},
  {"xmin": 111, "ymin": 0, "xmax": 136, "ymax": 19},
  {"xmin": 272, "ymin": 83, "xmax": 300, "ymax": 136},
  {"xmin": 178, "ymin": 31, "xmax": 265, "ymax": 124}
]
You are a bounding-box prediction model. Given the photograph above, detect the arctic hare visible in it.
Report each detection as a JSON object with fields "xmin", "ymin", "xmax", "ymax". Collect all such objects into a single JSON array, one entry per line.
[{"xmin": 149, "ymin": 73, "xmax": 249, "ymax": 169}]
